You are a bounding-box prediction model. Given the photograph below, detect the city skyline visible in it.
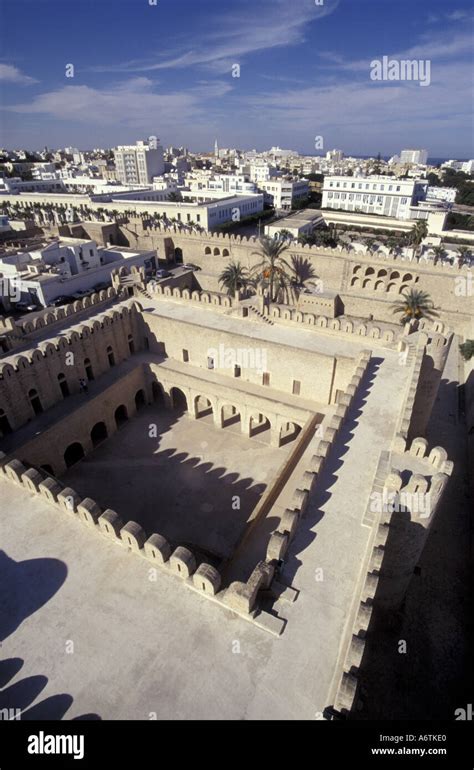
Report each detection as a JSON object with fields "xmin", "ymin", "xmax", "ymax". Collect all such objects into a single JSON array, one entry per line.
[{"xmin": 1, "ymin": 0, "xmax": 473, "ymax": 156}]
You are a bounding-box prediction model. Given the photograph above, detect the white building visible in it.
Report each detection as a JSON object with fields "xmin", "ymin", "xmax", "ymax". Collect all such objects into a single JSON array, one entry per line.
[
  {"xmin": 0, "ymin": 238, "xmax": 157, "ymax": 308},
  {"xmin": 265, "ymin": 211, "xmax": 323, "ymax": 239},
  {"xmin": 187, "ymin": 173, "xmax": 257, "ymax": 196},
  {"xmin": 259, "ymin": 178, "xmax": 309, "ymax": 210},
  {"xmin": 326, "ymin": 149, "xmax": 344, "ymax": 162},
  {"xmin": 426, "ymin": 186, "xmax": 457, "ymax": 203},
  {"xmin": 322, "ymin": 175, "xmax": 428, "ymax": 220},
  {"xmin": 400, "ymin": 149, "xmax": 428, "ymax": 165},
  {"xmin": 0, "ymin": 177, "xmax": 66, "ymax": 194},
  {"xmin": 462, "ymin": 160, "xmax": 474, "ymax": 175},
  {"xmin": 249, "ymin": 164, "xmax": 279, "ymax": 184},
  {"xmin": 114, "ymin": 139, "xmax": 165, "ymax": 185}
]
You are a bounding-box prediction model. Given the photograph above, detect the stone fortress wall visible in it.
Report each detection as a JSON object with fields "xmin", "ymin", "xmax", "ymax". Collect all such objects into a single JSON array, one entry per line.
[
  {"xmin": 111, "ymin": 223, "xmax": 473, "ymax": 334},
  {"xmin": 0, "ymin": 257, "xmax": 456, "ymax": 712},
  {"xmin": 0, "ymin": 299, "xmax": 144, "ymax": 435},
  {"xmin": 331, "ymin": 435, "xmax": 452, "ymax": 715}
]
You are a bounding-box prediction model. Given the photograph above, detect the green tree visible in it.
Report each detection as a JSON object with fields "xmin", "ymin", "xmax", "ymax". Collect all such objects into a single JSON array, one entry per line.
[
  {"xmin": 408, "ymin": 220, "xmax": 428, "ymax": 260},
  {"xmin": 218, "ymin": 261, "xmax": 249, "ymax": 295},
  {"xmin": 250, "ymin": 236, "xmax": 293, "ymax": 303},
  {"xmin": 431, "ymin": 245, "xmax": 446, "ymax": 264},
  {"xmin": 459, "ymin": 340, "xmax": 474, "ymax": 361},
  {"xmin": 278, "ymin": 229, "xmax": 294, "ymax": 241},
  {"xmin": 391, "ymin": 288, "xmax": 439, "ymax": 325},
  {"xmin": 456, "ymin": 246, "xmax": 471, "ymax": 267}
]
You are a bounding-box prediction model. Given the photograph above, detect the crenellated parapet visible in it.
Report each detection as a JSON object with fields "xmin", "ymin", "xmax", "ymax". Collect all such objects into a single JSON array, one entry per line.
[{"xmin": 149, "ymin": 282, "xmax": 234, "ymax": 309}]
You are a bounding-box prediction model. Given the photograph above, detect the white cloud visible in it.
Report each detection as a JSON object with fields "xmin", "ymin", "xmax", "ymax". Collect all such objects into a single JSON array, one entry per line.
[
  {"xmin": 89, "ymin": 0, "xmax": 340, "ymax": 75},
  {"xmin": 0, "ymin": 63, "xmax": 37, "ymax": 85},
  {"xmin": 6, "ymin": 77, "xmax": 233, "ymax": 133}
]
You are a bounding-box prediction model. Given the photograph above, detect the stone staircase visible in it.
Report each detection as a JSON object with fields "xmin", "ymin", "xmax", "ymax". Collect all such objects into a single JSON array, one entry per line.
[
  {"xmin": 118, "ymin": 276, "xmax": 153, "ymax": 301},
  {"xmin": 248, "ymin": 305, "xmax": 275, "ymax": 326}
]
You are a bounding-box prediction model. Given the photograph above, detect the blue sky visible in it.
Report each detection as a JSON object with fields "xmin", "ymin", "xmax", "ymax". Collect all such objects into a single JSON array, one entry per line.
[{"xmin": 0, "ymin": 0, "xmax": 473, "ymax": 157}]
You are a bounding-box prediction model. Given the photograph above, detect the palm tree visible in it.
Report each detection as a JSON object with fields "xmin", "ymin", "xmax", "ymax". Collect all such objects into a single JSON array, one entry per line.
[
  {"xmin": 456, "ymin": 246, "xmax": 471, "ymax": 267},
  {"xmin": 408, "ymin": 220, "xmax": 428, "ymax": 260},
  {"xmin": 219, "ymin": 261, "xmax": 249, "ymax": 295},
  {"xmin": 290, "ymin": 255, "xmax": 318, "ymax": 289},
  {"xmin": 431, "ymin": 245, "xmax": 446, "ymax": 265},
  {"xmin": 391, "ymin": 288, "xmax": 439, "ymax": 325},
  {"xmin": 249, "ymin": 236, "xmax": 293, "ymax": 303},
  {"xmin": 278, "ymin": 229, "xmax": 294, "ymax": 242}
]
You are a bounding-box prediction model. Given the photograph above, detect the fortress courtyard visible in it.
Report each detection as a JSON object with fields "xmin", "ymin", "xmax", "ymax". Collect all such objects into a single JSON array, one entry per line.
[{"xmin": 0, "ymin": 267, "xmax": 469, "ymax": 721}]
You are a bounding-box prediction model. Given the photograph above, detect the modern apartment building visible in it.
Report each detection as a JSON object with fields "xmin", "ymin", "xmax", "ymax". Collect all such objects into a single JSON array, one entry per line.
[
  {"xmin": 186, "ymin": 173, "xmax": 257, "ymax": 196},
  {"xmin": 322, "ymin": 175, "xmax": 428, "ymax": 220},
  {"xmin": 426, "ymin": 186, "xmax": 457, "ymax": 203},
  {"xmin": 114, "ymin": 139, "xmax": 165, "ymax": 185},
  {"xmin": 259, "ymin": 178, "xmax": 309, "ymax": 210},
  {"xmin": 400, "ymin": 149, "xmax": 428, "ymax": 165}
]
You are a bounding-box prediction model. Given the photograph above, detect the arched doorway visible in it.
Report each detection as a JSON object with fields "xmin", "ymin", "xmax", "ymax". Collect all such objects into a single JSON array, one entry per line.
[
  {"xmin": 170, "ymin": 387, "xmax": 187, "ymax": 411},
  {"xmin": 84, "ymin": 358, "xmax": 94, "ymax": 381},
  {"xmin": 135, "ymin": 389, "xmax": 146, "ymax": 410},
  {"xmin": 114, "ymin": 405, "xmax": 128, "ymax": 428},
  {"xmin": 64, "ymin": 442, "xmax": 85, "ymax": 468},
  {"xmin": 279, "ymin": 422, "xmax": 302, "ymax": 447},
  {"xmin": 91, "ymin": 421, "xmax": 108, "ymax": 447},
  {"xmin": 0, "ymin": 409, "xmax": 12, "ymax": 436},
  {"xmin": 175, "ymin": 247, "xmax": 183, "ymax": 263},
  {"xmin": 249, "ymin": 413, "xmax": 271, "ymax": 439},
  {"xmin": 221, "ymin": 404, "xmax": 241, "ymax": 428},
  {"xmin": 28, "ymin": 389, "xmax": 43, "ymax": 415},
  {"xmin": 107, "ymin": 346, "xmax": 115, "ymax": 367},
  {"xmin": 194, "ymin": 395, "xmax": 213, "ymax": 419},
  {"xmin": 58, "ymin": 373, "xmax": 70, "ymax": 398}
]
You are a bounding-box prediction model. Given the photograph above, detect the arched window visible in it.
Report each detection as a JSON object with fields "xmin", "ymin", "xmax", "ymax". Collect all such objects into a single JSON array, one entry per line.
[
  {"xmin": 58, "ymin": 373, "xmax": 70, "ymax": 398},
  {"xmin": 107, "ymin": 346, "xmax": 115, "ymax": 367},
  {"xmin": 28, "ymin": 389, "xmax": 43, "ymax": 415},
  {"xmin": 84, "ymin": 358, "xmax": 94, "ymax": 381}
]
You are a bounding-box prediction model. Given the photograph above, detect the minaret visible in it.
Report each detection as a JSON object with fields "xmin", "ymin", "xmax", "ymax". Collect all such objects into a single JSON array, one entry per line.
[{"xmin": 214, "ymin": 138, "xmax": 219, "ymax": 161}]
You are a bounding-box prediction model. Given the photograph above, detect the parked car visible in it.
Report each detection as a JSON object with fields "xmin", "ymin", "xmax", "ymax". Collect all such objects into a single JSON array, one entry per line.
[
  {"xmin": 182, "ymin": 263, "xmax": 202, "ymax": 271},
  {"xmin": 48, "ymin": 295, "xmax": 74, "ymax": 307},
  {"xmin": 155, "ymin": 269, "xmax": 172, "ymax": 279},
  {"xmin": 14, "ymin": 302, "xmax": 38, "ymax": 313},
  {"xmin": 93, "ymin": 282, "xmax": 110, "ymax": 292}
]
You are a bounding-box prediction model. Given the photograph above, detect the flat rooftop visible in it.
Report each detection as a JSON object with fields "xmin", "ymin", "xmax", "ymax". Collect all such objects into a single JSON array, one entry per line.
[{"xmin": 143, "ymin": 297, "xmax": 395, "ymax": 357}]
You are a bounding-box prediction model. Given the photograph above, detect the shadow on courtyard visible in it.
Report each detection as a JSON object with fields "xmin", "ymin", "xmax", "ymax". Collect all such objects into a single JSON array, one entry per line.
[
  {"xmin": 0, "ymin": 557, "xmax": 101, "ymax": 720},
  {"xmin": 60, "ymin": 398, "xmax": 269, "ymax": 565},
  {"xmin": 328, "ymin": 374, "xmax": 472, "ymax": 720},
  {"xmin": 0, "ymin": 551, "xmax": 67, "ymax": 643},
  {"xmin": 0, "ymin": 658, "xmax": 100, "ymax": 720}
]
